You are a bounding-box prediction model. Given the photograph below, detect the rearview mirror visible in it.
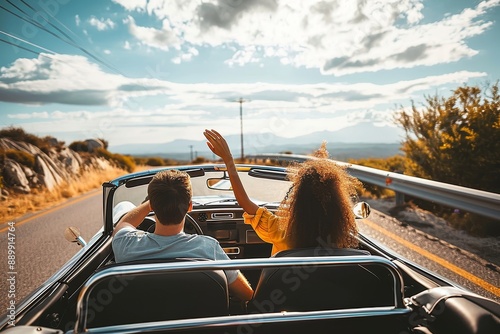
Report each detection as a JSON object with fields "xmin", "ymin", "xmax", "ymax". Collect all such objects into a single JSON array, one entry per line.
[
  {"xmin": 206, "ymin": 178, "xmax": 233, "ymax": 191},
  {"xmin": 353, "ymin": 202, "xmax": 371, "ymax": 219}
]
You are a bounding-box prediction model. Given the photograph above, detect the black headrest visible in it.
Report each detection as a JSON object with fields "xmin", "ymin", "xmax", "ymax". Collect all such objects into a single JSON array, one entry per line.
[
  {"xmin": 83, "ymin": 258, "xmax": 229, "ymax": 328},
  {"xmin": 273, "ymin": 247, "xmax": 371, "ymax": 257},
  {"xmin": 249, "ymin": 248, "xmax": 394, "ymax": 313}
]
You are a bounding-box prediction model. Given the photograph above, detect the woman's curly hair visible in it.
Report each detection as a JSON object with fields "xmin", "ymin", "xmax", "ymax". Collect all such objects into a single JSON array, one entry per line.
[{"xmin": 277, "ymin": 142, "xmax": 362, "ymax": 249}]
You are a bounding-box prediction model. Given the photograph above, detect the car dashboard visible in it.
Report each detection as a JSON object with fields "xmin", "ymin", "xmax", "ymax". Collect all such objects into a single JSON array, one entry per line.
[{"xmin": 191, "ymin": 204, "xmax": 275, "ymax": 256}]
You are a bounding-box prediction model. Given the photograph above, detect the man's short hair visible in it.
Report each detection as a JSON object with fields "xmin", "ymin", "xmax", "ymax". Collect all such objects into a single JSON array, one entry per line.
[{"xmin": 147, "ymin": 170, "xmax": 192, "ymax": 225}]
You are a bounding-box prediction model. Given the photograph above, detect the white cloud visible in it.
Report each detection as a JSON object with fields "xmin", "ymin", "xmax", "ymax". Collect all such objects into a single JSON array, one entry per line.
[
  {"xmin": 75, "ymin": 15, "xmax": 81, "ymax": 26},
  {"xmin": 88, "ymin": 16, "xmax": 116, "ymax": 31},
  {"xmin": 124, "ymin": 41, "xmax": 131, "ymax": 50},
  {"xmin": 112, "ymin": 0, "xmax": 147, "ymax": 12},
  {"xmin": 225, "ymin": 46, "xmax": 261, "ymax": 67},
  {"xmin": 6, "ymin": 111, "xmax": 50, "ymax": 119},
  {"xmin": 1, "ymin": 52, "xmax": 488, "ymax": 145},
  {"xmin": 172, "ymin": 47, "xmax": 199, "ymax": 64},
  {"xmin": 1, "ymin": 53, "xmax": 486, "ymax": 108},
  {"xmin": 0, "ymin": 54, "xmax": 125, "ymax": 105},
  {"xmin": 114, "ymin": 0, "xmax": 499, "ymax": 76},
  {"xmin": 125, "ymin": 16, "xmax": 180, "ymax": 51}
]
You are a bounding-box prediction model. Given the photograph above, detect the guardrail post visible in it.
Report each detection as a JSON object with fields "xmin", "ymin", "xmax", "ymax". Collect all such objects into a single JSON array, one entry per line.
[{"xmin": 394, "ymin": 170, "xmax": 405, "ymax": 206}]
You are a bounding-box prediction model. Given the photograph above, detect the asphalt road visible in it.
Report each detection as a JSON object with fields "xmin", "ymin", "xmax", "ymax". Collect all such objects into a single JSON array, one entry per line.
[
  {"xmin": 358, "ymin": 211, "xmax": 499, "ymax": 302},
  {"xmin": 1, "ymin": 187, "xmax": 498, "ymax": 314},
  {"xmin": 0, "ymin": 190, "xmax": 103, "ymax": 312}
]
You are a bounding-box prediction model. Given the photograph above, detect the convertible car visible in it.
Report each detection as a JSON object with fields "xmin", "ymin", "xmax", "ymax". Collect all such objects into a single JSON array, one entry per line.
[{"xmin": 1, "ymin": 164, "xmax": 499, "ymax": 333}]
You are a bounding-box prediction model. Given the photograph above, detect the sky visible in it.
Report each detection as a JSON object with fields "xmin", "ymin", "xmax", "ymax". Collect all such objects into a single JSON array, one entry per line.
[{"xmin": 0, "ymin": 0, "xmax": 499, "ymax": 150}]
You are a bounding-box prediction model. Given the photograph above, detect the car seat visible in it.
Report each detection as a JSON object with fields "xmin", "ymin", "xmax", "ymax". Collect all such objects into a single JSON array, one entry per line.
[
  {"xmin": 77, "ymin": 258, "xmax": 229, "ymax": 329},
  {"xmin": 249, "ymin": 247, "xmax": 396, "ymax": 313}
]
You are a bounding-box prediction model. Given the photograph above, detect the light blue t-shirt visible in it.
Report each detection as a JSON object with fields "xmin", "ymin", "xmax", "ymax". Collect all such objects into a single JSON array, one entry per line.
[{"xmin": 112, "ymin": 227, "xmax": 238, "ymax": 283}]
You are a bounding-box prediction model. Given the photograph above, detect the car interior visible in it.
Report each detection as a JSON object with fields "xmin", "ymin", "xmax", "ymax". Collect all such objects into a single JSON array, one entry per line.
[
  {"xmin": 4, "ymin": 167, "xmax": 499, "ymax": 334},
  {"xmin": 66, "ymin": 203, "xmax": 499, "ymax": 333}
]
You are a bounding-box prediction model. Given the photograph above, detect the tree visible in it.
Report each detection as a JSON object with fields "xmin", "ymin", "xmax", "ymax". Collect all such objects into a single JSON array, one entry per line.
[{"xmin": 395, "ymin": 82, "xmax": 500, "ymax": 194}]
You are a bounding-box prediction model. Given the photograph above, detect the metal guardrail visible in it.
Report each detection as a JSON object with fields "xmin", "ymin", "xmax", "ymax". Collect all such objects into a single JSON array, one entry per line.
[{"xmin": 247, "ymin": 154, "xmax": 500, "ymax": 221}]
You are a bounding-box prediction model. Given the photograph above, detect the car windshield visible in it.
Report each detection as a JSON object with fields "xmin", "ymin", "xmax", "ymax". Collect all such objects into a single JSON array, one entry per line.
[{"xmin": 112, "ymin": 166, "xmax": 292, "ymax": 218}]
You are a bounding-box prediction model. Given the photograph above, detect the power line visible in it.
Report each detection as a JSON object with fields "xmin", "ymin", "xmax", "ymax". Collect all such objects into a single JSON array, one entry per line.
[
  {"xmin": 0, "ymin": 30, "xmax": 56, "ymax": 55},
  {"xmin": 0, "ymin": 37, "xmax": 55, "ymax": 59},
  {"xmin": 0, "ymin": 2, "xmax": 125, "ymax": 76},
  {"xmin": 0, "ymin": 33, "xmax": 77, "ymax": 69}
]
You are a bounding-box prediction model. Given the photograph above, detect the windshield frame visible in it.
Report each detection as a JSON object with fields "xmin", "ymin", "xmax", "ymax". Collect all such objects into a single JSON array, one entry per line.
[{"xmin": 104, "ymin": 164, "xmax": 292, "ymax": 234}]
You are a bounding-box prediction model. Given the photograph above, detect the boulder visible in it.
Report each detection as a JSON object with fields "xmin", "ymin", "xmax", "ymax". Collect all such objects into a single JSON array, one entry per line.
[
  {"xmin": 2, "ymin": 159, "xmax": 31, "ymax": 193},
  {"xmin": 45, "ymin": 136, "xmax": 60, "ymax": 147},
  {"xmin": 85, "ymin": 139, "xmax": 105, "ymax": 152},
  {"xmin": 34, "ymin": 155, "xmax": 64, "ymax": 191},
  {"xmin": 59, "ymin": 147, "xmax": 82, "ymax": 174}
]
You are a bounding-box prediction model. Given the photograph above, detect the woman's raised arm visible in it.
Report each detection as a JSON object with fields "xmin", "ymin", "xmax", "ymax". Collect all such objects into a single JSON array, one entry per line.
[{"xmin": 204, "ymin": 129, "xmax": 259, "ymax": 215}]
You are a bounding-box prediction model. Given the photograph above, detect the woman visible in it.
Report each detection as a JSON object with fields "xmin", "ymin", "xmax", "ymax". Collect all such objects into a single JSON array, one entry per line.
[{"xmin": 204, "ymin": 129, "xmax": 362, "ymax": 255}]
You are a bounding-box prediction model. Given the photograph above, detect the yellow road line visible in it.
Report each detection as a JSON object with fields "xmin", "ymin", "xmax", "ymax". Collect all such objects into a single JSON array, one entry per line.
[
  {"xmin": 0, "ymin": 190, "xmax": 100, "ymax": 234},
  {"xmin": 363, "ymin": 218, "xmax": 500, "ymax": 297}
]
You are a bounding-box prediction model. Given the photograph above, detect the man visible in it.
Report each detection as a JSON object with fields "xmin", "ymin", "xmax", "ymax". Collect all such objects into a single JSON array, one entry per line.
[{"xmin": 112, "ymin": 169, "xmax": 253, "ymax": 301}]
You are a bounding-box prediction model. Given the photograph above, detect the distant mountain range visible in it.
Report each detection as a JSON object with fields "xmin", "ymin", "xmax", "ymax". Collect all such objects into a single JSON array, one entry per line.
[{"xmin": 110, "ymin": 123, "xmax": 404, "ymax": 161}]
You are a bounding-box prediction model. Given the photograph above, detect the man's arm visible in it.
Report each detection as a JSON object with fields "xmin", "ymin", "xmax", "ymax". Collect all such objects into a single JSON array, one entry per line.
[
  {"xmin": 204, "ymin": 129, "xmax": 259, "ymax": 215},
  {"xmin": 113, "ymin": 200, "xmax": 151, "ymax": 236},
  {"xmin": 228, "ymin": 272, "xmax": 254, "ymax": 301}
]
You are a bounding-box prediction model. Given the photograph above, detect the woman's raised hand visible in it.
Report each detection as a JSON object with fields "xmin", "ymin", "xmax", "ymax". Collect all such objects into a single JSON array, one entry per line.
[{"xmin": 203, "ymin": 129, "xmax": 233, "ymax": 162}]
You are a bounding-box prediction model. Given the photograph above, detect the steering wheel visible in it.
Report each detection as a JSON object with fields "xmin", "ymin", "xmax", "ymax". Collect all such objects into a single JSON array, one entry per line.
[{"xmin": 141, "ymin": 213, "xmax": 203, "ymax": 235}]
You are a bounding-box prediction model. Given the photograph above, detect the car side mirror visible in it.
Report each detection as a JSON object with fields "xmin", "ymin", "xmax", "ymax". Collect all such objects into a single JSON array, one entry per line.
[
  {"xmin": 64, "ymin": 226, "xmax": 87, "ymax": 247},
  {"xmin": 353, "ymin": 202, "xmax": 371, "ymax": 219}
]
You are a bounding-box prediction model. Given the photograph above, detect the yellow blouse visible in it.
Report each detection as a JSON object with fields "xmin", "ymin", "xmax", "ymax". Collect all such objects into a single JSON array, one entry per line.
[{"xmin": 243, "ymin": 207, "xmax": 289, "ymax": 255}]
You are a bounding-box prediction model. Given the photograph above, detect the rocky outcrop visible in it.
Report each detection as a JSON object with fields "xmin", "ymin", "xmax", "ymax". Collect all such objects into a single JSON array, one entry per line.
[
  {"xmin": 3, "ymin": 159, "xmax": 31, "ymax": 193},
  {"xmin": 0, "ymin": 137, "xmax": 111, "ymax": 193},
  {"xmin": 85, "ymin": 139, "xmax": 105, "ymax": 152}
]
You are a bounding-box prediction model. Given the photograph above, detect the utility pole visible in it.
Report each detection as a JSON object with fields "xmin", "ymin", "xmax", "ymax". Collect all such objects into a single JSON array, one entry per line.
[
  {"xmin": 189, "ymin": 145, "xmax": 193, "ymax": 162},
  {"xmin": 236, "ymin": 97, "xmax": 247, "ymax": 161}
]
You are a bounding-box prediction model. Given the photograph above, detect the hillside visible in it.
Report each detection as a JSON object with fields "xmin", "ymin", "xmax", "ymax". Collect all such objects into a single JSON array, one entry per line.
[
  {"xmin": 0, "ymin": 128, "xmax": 133, "ymax": 222},
  {"xmin": 0, "ymin": 137, "xmax": 110, "ymax": 196},
  {"xmin": 110, "ymin": 123, "xmax": 403, "ymax": 160}
]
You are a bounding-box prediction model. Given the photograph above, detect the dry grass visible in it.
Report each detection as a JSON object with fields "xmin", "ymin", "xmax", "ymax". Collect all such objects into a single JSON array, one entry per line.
[{"xmin": 1, "ymin": 166, "xmax": 128, "ymax": 224}]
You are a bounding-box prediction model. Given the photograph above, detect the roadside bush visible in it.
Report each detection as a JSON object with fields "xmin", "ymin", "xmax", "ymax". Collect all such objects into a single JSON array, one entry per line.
[
  {"xmin": 1, "ymin": 149, "xmax": 35, "ymax": 168},
  {"xmin": 395, "ymin": 82, "xmax": 500, "ymax": 193},
  {"xmin": 192, "ymin": 156, "xmax": 207, "ymax": 164},
  {"xmin": 134, "ymin": 157, "xmax": 147, "ymax": 165},
  {"xmin": 146, "ymin": 157, "xmax": 165, "ymax": 166},
  {"xmin": 95, "ymin": 148, "xmax": 135, "ymax": 172},
  {"xmin": 349, "ymin": 155, "xmax": 406, "ymax": 198},
  {"xmin": 0, "ymin": 126, "xmax": 52, "ymax": 153},
  {"xmin": 113, "ymin": 154, "xmax": 136, "ymax": 173},
  {"xmin": 445, "ymin": 212, "xmax": 500, "ymax": 237},
  {"xmin": 163, "ymin": 158, "xmax": 180, "ymax": 166},
  {"xmin": 97, "ymin": 138, "xmax": 109, "ymax": 149},
  {"xmin": 69, "ymin": 141, "xmax": 90, "ymax": 152}
]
